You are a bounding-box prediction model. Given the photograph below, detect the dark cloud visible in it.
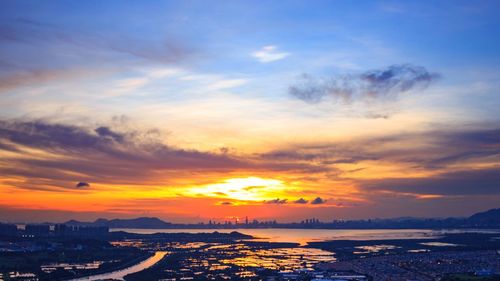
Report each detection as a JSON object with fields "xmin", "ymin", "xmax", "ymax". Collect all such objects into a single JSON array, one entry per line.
[
  {"xmin": 1, "ymin": 117, "xmax": 498, "ymax": 197},
  {"xmin": 0, "ymin": 119, "xmax": 328, "ymax": 191},
  {"xmin": 360, "ymin": 168, "xmax": 500, "ymax": 196},
  {"xmin": 265, "ymin": 198, "xmax": 288, "ymax": 204},
  {"xmin": 219, "ymin": 202, "xmax": 233, "ymax": 205},
  {"xmin": 76, "ymin": 182, "xmax": 90, "ymax": 188},
  {"xmin": 95, "ymin": 127, "xmax": 125, "ymax": 143},
  {"xmin": 261, "ymin": 127, "xmax": 500, "ymax": 171},
  {"xmin": 310, "ymin": 197, "xmax": 326, "ymax": 204},
  {"xmin": 0, "ymin": 119, "xmax": 245, "ymax": 189},
  {"xmin": 294, "ymin": 198, "xmax": 308, "ymax": 204},
  {"xmin": 0, "ymin": 140, "xmax": 19, "ymax": 152},
  {"xmin": 289, "ymin": 64, "xmax": 440, "ymax": 104}
]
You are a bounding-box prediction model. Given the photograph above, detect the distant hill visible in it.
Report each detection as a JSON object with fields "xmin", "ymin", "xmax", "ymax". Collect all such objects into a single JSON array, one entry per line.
[
  {"xmin": 468, "ymin": 208, "xmax": 500, "ymax": 224},
  {"xmin": 59, "ymin": 208, "xmax": 500, "ymax": 230},
  {"xmin": 66, "ymin": 217, "xmax": 172, "ymax": 229}
]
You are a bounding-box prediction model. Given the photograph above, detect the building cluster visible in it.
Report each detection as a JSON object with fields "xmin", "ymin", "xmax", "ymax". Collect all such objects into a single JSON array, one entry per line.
[
  {"xmin": 206, "ymin": 217, "xmax": 279, "ymax": 227},
  {"xmin": 301, "ymin": 218, "xmax": 322, "ymax": 225},
  {"xmin": 322, "ymin": 250, "xmax": 500, "ymax": 280},
  {"xmin": 0, "ymin": 222, "xmax": 108, "ymax": 238},
  {"xmin": 54, "ymin": 224, "xmax": 108, "ymax": 237},
  {"xmin": 0, "ymin": 223, "xmax": 17, "ymax": 236}
]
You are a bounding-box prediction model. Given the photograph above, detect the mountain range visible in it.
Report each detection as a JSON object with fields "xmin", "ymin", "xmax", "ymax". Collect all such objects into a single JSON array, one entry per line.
[{"xmin": 63, "ymin": 208, "xmax": 500, "ymax": 229}]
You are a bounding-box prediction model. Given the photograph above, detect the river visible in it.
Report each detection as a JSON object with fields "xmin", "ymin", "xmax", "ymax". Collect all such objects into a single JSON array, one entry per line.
[
  {"xmin": 71, "ymin": 228, "xmax": 499, "ymax": 280},
  {"xmin": 69, "ymin": 251, "xmax": 167, "ymax": 281}
]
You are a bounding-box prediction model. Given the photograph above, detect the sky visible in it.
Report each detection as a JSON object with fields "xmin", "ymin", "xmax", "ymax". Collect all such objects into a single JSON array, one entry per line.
[{"xmin": 0, "ymin": 0, "xmax": 499, "ymax": 223}]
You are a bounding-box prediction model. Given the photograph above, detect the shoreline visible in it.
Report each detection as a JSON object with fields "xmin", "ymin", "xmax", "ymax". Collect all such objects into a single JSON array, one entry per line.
[{"xmin": 67, "ymin": 251, "xmax": 167, "ymax": 281}]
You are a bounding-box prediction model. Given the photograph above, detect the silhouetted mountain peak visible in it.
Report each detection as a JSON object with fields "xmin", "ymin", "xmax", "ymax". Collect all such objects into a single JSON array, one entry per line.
[
  {"xmin": 65, "ymin": 219, "xmax": 82, "ymax": 225},
  {"xmin": 469, "ymin": 208, "xmax": 500, "ymax": 222},
  {"xmin": 65, "ymin": 217, "xmax": 171, "ymax": 228}
]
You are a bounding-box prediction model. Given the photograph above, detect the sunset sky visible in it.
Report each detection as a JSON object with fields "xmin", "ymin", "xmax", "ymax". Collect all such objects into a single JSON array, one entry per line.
[{"xmin": 1, "ymin": 0, "xmax": 499, "ymax": 223}]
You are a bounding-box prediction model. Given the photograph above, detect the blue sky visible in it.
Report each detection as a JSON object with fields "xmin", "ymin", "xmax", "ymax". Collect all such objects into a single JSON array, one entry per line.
[{"xmin": 0, "ymin": 1, "xmax": 499, "ymax": 222}]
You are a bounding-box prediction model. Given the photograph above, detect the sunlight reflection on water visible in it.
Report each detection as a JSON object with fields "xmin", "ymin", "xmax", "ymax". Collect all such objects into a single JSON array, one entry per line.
[
  {"xmin": 111, "ymin": 228, "xmax": 500, "ymax": 245},
  {"xmin": 69, "ymin": 251, "xmax": 167, "ymax": 281}
]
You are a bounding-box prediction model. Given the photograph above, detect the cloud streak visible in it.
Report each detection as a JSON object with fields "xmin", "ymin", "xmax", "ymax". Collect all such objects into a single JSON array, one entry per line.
[
  {"xmin": 0, "ymin": 118, "xmax": 330, "ymax": 191},
  {"xmin": 360, "ymin": 168, "xmax": 500, "ymax": 196},
  {"xmin": 0, "ymin": 19, "xmax": 193, "ymax": 92},
  {"xmin": 265, "ymin": 198, "xmax": 288, "ymax": 204},
  {"xmin": 289, "ymin": 64, "xmax": 440, "ymax": 104},
  {"xmin": 252, "ymin": 45, "xmax": 290, "ymax": 63}
]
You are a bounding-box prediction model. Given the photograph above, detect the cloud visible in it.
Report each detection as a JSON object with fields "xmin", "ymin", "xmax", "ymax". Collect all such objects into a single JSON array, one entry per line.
[
  {"xmin": 364, "ymin": 112, "xmax": 390, "ymax": 119},
  {"xmin": 360, "ymin": 168, "xmax": 500, "ymax": 196},
  {"xmin": 265, "ymin": 198, "xmax": 288, "ymax": 204},
  {"xmin": 0, "ymin": 119, "xmax": 246, "ymax": 189},
  {"xmin": 207, "ymin": 79, "xmax": 247, "ymax": 90},
  {"xmin": 294, "ymin": 198, "xmax": 308, "ymax": 204},
  {"xmin": 0, "ymin": 67, "xmax": 100, "ymax": 92},
  {"xmin": 95, "ymin": 127, "xmax": 125, "ymax": 143},
  {"xmin": 261, "ymin": 127, "xmax": 500, "ymax": 170},
  {"xmin": 0, "ymin": 118, "xmax": 329, "ymax": 191},
  {"xmin": 310, "ymin": 197, "xmax": 326, "ymax": 204},
  {"xmin": 289, "ymin": 64, "xmax": 440, "ymax": 104},
  {"xmin": 76, "ymin": 182, "xmax": 90, "ymax": 188},
  {"xmin": 243, "ymin": 186, "xmax": 266, "ymax": 191},
  {"xmin": 1, "ymin": 19, "xmax": 192, "ymax": 64},
  {"xmin": 259, "ymin": 125, "xmax": 500, "ymax": 199},
  {"xmin": 251, "ymin": 45, "xmax": 290, "ymax": 63},
  {"xmin": 0, "ymin": 19, "xmax": 193, "ymax": 92}
]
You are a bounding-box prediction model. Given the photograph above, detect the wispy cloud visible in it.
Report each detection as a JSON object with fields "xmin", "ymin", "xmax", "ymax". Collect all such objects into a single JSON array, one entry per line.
[
  {"xmin": 294, "ymin": 198, "xmax": 308, "ymax": 204},
  {"xmin": 261, "ymin": 127, "xmax": 500, "ymax": 170},
  {"xmin": 289, "ymin": 64, "xmax": 440, "ymax": 104},
  {"xmin": 265, "ymin": 198, "xmax": 288, "ymax": 204},
  {"xmin": 251, "ymin": 45, "xmax": 290, "ymax": 63},
  {"xmin": 206, "ymin": 78, "xmax": 247, "ymax": 91},
  {"xmin": 0, "ymin": 19, "xmax": 193, "ymax": 92},
  {"xmin": 359, "ymin": 168, "xmax": 500, "ymax": 196},
  {"xmin": 0, "ymin": 118, "xmax": 330, "ymax": 191}
]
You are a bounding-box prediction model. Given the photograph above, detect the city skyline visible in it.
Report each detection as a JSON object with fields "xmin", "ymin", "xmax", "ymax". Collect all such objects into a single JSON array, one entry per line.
[{"xmin": 1, "ymin": 1, "xmax": 500, "ymax": 223}]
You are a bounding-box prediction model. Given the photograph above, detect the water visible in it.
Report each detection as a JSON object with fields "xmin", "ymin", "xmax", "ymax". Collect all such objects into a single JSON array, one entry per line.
[
  {"xmin": 69, "ymin": 228, "xmax": 499, "ymax": 280},
  {"xmin": 110, "ymin": 228, "xmax": 500, "ymax": 245},
  {"xmin": 69, "ymin": 251, "xmax": 167, "ymax": 281}
]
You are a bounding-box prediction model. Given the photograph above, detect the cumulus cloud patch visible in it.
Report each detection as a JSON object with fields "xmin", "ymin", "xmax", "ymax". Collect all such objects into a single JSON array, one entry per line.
[
  {"xmin": 310, "ymin": 197, "xmax": 326, "ymax": 204},
  {"xmin": 75, "ymin": 182, "xmax": 90, "ymax": 188},
  {"xmin": 252, "ymin": 45, "xmax": 290, "ymax": 63},
  {"xmin": 289, "ymin": 64, "xmax": 440, "ymax": 104},
  {"xmin": 95, "ymin": 126, "xmax": 125, "ymax": 143},
  {"xmin": 265, "ymin": 198, "xmax": 288, "ymax": 204},
  {"xmin": 294, "ymin": 198, "xmax": 308, "ymax": 204}
]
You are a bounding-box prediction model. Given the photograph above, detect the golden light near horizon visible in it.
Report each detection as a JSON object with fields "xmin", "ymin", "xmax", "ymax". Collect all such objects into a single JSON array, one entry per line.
[
  {"xmin": 1, "ymin": 0, "xmax": 499, "ymax": 224},
  {"xmin": 185, "ymin": 177, "xmax": 289, "ymax": 203}
]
